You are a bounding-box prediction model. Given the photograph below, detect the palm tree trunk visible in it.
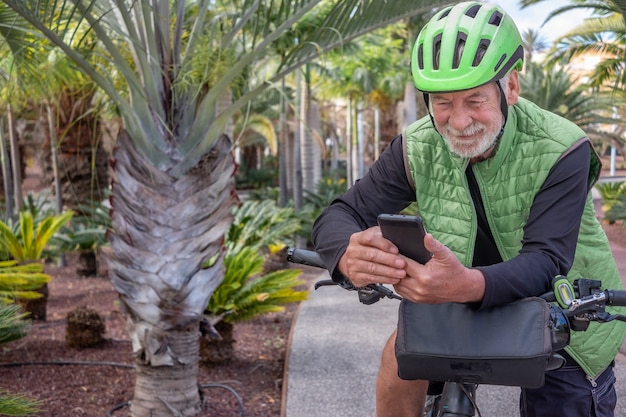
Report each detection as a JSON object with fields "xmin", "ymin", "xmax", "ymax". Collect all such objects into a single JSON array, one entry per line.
[
  {"xmin": 301, "ymin": 98, "xmax": 322, "ymax": 194},
  {"xmin": 403, "ymin": 82, "xmax": 418, "ymax": 128},
  {"xmin": 7, "ymin": 104, "xmax": 22, "ymax": 212},
  {"xmin": 107, "ymin": 131, "xmax": 237, "ymax": 417},
  {"xmin": 278, "ymin": 77, "xmax": 289, "ymax": 207},
  {"xmin": 131, "ymin": 329, "xmax": 202, "ymax": 415},
  {"xmin": 0, "ymin": 120, "xmax": 15, "ymax": 219}
]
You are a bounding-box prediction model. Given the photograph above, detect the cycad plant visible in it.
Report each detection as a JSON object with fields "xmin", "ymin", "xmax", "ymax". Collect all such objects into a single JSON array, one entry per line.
[
  {"xmin": 0, "ymin": 261, "xmax": 50, "ymax": 305},
  {"xmin": 207, "ymin": 247, "xmax": 308, "ymax": 324},
  {"xmin": 0, "ymin": 211, "xmax": 73, "ymax": 263},
  {"xmin": 601, "ymin": 182, "xmax": 626, "ymax": 224},
  {"xmin": 202, "ymin": 246, "xmax": 308, "ymax": 363},
  {"xmin": 225, "ymin": 199, "xmax": 301, "ymax": 255},
  {"xmin": 0, "ymin": 210, "xmax": 72, "ymax": 319},
  {"xmin": 53, "ymin": 199, "xmax": 110, "ymax": 276},
  {"xmin": 0, "ymin": 304, "xmax": 42, "ymax": 416}
]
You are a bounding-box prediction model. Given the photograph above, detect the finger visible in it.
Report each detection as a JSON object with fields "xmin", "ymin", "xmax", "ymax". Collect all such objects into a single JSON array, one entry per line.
[
  {"xmin": 351, "ymin": 266, "xmax": 406, "ymax": 285},
  {"xmin": 356, "ymin": 226, "xmax": 400, "ymax": 255},
  {"xmin": 344, "ymin": 254, "xmax": 407, "ymax": 286}
]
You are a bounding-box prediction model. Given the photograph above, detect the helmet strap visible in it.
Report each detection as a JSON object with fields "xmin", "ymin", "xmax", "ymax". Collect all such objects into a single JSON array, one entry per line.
[
  {"xmin": 496, "ymin": 79, "xmax": 509, "ymax": 124},
  {"xmin": 422, "ymin": 93, "xmax": 437, "ymax": 134}
]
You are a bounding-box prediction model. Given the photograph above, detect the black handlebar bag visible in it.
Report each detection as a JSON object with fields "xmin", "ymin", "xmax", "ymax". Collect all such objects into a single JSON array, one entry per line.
[{"xmin": 395, "ymin": 297, "xmax": 553, "ymax": 389}]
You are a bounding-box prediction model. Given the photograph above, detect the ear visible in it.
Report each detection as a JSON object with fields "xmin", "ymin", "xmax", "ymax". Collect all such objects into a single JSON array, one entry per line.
[{"xmin": 505, "ymin": 70, "xmax": 520, "ymax": 105}]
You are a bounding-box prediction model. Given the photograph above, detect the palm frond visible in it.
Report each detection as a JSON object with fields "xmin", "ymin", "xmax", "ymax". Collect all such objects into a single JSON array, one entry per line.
[{"xmin": 4, "ymin": 0, "xmax": 456, "ymax": 177}]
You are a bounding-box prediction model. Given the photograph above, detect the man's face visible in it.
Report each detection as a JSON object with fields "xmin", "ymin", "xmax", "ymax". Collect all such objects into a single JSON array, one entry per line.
[{"xmin": 430, "ymin": 82, "xmax": 505, "ymax": 159}]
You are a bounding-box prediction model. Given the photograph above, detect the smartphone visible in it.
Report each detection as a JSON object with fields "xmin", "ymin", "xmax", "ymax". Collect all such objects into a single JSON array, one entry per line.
[{"xmin": 377, "ymin": 214, "xmax": 431, "ymax": 264}]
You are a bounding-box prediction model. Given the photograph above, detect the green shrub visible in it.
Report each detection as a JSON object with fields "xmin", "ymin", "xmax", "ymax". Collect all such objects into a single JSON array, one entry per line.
[
  {"xmin": 0, "ymin": 261, "xmax": 51, "ymax": 305},
  {"xmin": 0, "ymin": 304, "xmax": 42, "ymax": 416},
  {"xmin": 0, "ymin": 211, "xmax": 73, "ymax": 263},
  {"xmin": 226, "ymin": 199, "xmax": 301, "ymax": 254},
  {"xmin": 206, "ymin": 247, "xmax": 308, "ymax": 324},
  {"xmin": 53, "ymin": 200, "xmax": 110, "ymax": 253},
  {"xmin": 597, "ymin": 181, "xmax": 626, "ymax": 224}
]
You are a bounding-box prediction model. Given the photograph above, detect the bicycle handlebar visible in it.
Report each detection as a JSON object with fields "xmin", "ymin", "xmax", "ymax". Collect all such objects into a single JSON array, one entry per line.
[
  {"xmin": 286, "ymin": 247, "xmax": 626, "ymax": 313},
  {"xmin": 286, "ymin": 247, "xmax": 401, "ymax": 303},
  {"xmin": 607, "ymin": 289, "xmax": 626, "ymax": 306},
  {"xmin": 286, "ymin": 247, "xmax": 325, "ymax": 269}
]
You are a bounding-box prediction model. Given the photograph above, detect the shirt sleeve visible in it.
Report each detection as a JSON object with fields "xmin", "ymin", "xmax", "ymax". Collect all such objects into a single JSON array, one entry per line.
[
  {"xmin": 311, "ymin": 135, "xmax": 416, "ymax": 280},
  {"xmin": 477, "ymin": 143, "xmax": 593, "ymax": 309}
]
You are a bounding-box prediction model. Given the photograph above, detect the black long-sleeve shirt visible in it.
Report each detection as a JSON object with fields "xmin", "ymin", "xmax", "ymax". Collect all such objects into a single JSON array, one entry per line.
[{"xmin": 312, "ymin": 135, "xmax": 591, "ymax": 309}]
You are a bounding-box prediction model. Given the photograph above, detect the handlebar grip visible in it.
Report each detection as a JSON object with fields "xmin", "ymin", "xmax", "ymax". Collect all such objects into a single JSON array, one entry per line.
[
  {"xmin": 286, "ymin": 247, "xmax": 326, "ymax": 269},
  {"xmin": 606, "ymin": 290, "xmax": 626, "ymax": 307}
]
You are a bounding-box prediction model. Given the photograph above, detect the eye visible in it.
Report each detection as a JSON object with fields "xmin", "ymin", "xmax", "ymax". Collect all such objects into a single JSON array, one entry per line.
[
  {"xmin": 432, "ymin": 99, "xmax": 451, "ymax": 110},
  {"xmin": 467, "ymin": 100, "xmax": 485, "ymax": 108}
]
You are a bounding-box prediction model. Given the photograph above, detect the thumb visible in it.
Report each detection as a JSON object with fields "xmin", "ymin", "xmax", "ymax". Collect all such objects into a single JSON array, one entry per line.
[{"xmin": 424, "ymin": 233, "xmax": 448, "ymax": 259}]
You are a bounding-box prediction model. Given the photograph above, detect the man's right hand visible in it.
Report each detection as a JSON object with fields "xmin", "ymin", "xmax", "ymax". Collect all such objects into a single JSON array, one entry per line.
[{"xmin": 338, "ymin": 226, "xmax": 408, "ymax": 288}]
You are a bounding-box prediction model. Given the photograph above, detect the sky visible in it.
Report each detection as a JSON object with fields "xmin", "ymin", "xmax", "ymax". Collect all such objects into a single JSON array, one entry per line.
[{"xmin": 494, "ymin": 0, "xmax": 594, "ymax": 43}]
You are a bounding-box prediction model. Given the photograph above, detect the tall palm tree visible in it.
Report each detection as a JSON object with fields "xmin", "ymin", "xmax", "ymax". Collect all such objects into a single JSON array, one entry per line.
[
  {"xmin": 521, "ymin": 0, "xmax": 626, "ymax": 89},
  {"xmin": 318, "ymin": 25, "xmax": 409, "ymax": 181},
  {"xmin": 0, "ymin": 5, "xmax": 109, "ymax": 216},
  {"xmin": 0, "ymin": 6, "xmax": 45, "ymax": 215},
  {"xmin": 521, "ymin": 0, "xmax": 626, "ymax": 155},
  {"xmin": 36, "ymin": 55, "xmax": 110, "ymax": 214},
  {"xmin": 521, "ymin": 28, "xmax": 549, "ymax": 63},
  {"xmin": 3, "ymin": 1, "xmax": 456, "ymax": 415},
  {"xmin": 520, "ymin": 61, "xmax": 626, "ymax": 149}
]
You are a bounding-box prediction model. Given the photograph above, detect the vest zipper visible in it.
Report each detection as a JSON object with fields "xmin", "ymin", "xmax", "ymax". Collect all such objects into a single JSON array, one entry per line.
[{"xmin": 586, "ymin": 374, "xmax": 598, "ymax": 388}]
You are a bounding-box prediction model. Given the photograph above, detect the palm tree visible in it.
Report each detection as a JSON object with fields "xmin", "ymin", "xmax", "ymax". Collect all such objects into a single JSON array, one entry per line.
[
  {"xmin": 520, "ymin": 0, "xmax": 626, "ymax": 154},
  {"xmin": 318, "ymin": 25, "xmax": 409, "ymax": 181},
  {"xmin": 0, "ymin": 5, "xmax": 109, "ymax": 217},
  {"xmin": 521, "ymin": 1, "xmax": 626, "ymax": 89},
  {"xmin": 0, "ymin": 6, "xmax": 45, "ymax": 216},
  {"xmin": 36, "ymin": 54, "xmax": 110, "ymax": 215},
  {"xmin": 3, "ymin": 1, "xmax": 457, "ymax": 415},
  {"xmin": 521, "ymin": 28, "xmax": 549, "ymax": 63},
  {"xmin": 519, "ymin": 61, "xmax": 626, "ymax": 150}
]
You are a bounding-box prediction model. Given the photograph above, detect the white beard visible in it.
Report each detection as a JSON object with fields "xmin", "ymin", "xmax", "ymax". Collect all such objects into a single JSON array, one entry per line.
[{"xmin": 438, "ymin": 121, "xmax": 502, "ymax": 159}]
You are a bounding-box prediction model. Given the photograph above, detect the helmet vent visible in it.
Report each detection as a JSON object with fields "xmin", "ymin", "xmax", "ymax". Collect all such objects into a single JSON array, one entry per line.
[
  {"xmin": 417, "ymin": 43, "xmax": 424, "ymax": 70},
  {"xmin": 465, "ymin": 4, "xmax": 481, "ymax": 18},
  {"xmin": 439, "ymin": 8, "xmax": 452, "ymax": 20},
  {"xmin": 453, "ymin": 33, "xmax": 468, "ymax": 69},
  {"xmin": 433, "ymin": 33, "xmax": 442, "ymax": 70},
  {"xmin": 472, "ymin": 40, "xmax": 490, "ymax": 67},
  {"xmin": 488, "ymin": 11, "xmax": 503, "ymax": 26}
]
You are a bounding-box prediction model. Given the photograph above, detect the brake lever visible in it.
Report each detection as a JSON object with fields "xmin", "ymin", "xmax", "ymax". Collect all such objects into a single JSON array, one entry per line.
[
  {"xmin": 358, "ymin": 287, "xmax": 385, "ymax": 305},
  {"xmin": 358, "ymin": 285, "xmax": 402, "ymax": 305},
  {"xmin": 591, "ymin": 312, "xmax": 626, "ymax": 323},
  {"xmin": 313, "ymin": 280, "xmax": 402, "ymax": 304},
  {"xmin": 366, "ymin": 284, "xmax": 402, "ymax": 301},
  {"xmin": 314, "ymin": 279, "xmax": 338, "ymax": 290}
]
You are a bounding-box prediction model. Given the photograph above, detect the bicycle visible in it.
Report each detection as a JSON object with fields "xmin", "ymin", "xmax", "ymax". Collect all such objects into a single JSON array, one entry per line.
[{"xmin": 286, "ymin": 247, "xmax": 626, "ymax": 417}]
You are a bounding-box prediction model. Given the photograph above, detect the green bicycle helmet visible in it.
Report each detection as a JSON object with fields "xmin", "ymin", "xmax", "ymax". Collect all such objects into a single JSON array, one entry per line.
[{"xmin": 411, "ymin": 1, "xmax": 524, "ymax": 93}]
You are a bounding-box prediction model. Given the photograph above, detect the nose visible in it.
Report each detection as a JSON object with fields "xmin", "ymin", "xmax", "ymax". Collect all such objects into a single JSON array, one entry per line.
[{"xmin": 447, "ymin": 106, "xmax": 472, "ymax": 132}]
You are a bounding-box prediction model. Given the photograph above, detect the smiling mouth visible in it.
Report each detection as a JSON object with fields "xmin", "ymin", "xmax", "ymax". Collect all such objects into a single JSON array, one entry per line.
[{"xmin": 446, "ymin": 125, "xmax": 484, "ymax": 139}]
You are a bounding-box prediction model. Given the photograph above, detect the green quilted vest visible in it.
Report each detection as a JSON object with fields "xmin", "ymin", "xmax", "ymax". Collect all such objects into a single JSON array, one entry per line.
[{"xmin": 404, "ymin": 97, "xmax": 626, "ymax": 378}]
